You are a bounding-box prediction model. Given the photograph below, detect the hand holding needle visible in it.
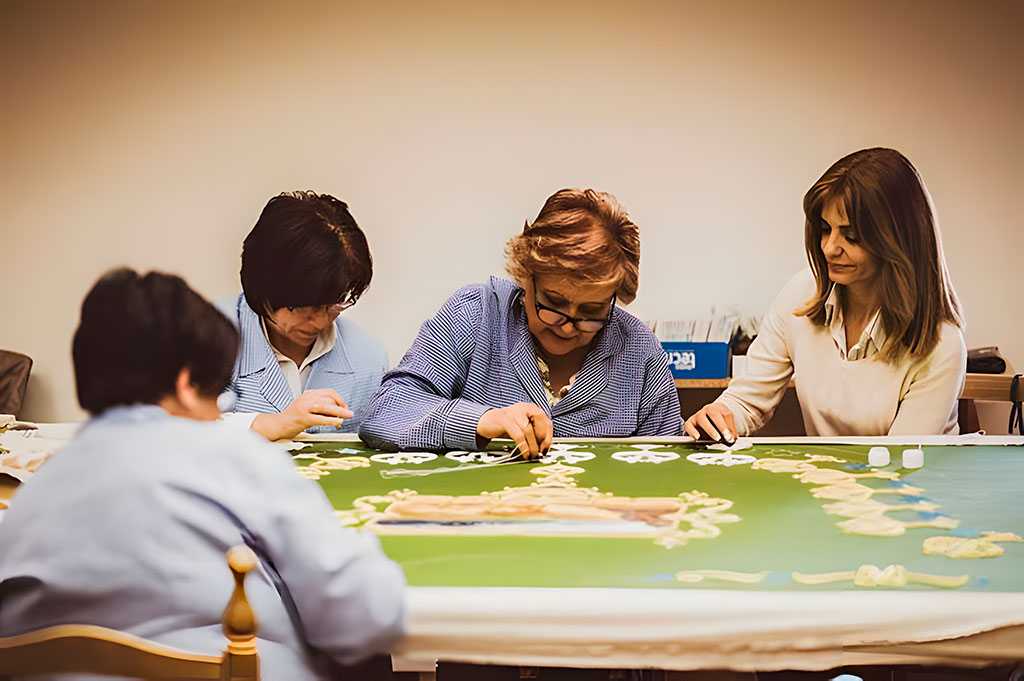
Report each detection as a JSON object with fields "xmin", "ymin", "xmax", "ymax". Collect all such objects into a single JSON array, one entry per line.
[{"xmin": 684, "ymin": 403, "xmax": 737, "ymax": 444}]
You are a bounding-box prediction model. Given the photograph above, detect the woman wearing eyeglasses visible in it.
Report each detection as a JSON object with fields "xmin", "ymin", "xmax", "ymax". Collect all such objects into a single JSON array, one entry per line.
[
  {"xmin": 217, "ymin": 191, "xmax": 389, "ymax": 441},
  {"xmin": 359, "ymin": 188, "xmax": 681, "ymax": 457}
]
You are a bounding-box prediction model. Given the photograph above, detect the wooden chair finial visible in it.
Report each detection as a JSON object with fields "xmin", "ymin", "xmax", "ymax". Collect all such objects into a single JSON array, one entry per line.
[{"xmin": 222, "ymin": 545, "xmax": 259, "ymax": 673}]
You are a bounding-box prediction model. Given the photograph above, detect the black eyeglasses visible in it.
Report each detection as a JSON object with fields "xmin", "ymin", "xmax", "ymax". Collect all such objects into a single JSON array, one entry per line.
[
  {"xmin": 531, "ymin": 276, "xmax": 616, "ymax": 332},
  {"xmin": 285, "ymin": 299, "xmax": 356, "ymax": 317}
]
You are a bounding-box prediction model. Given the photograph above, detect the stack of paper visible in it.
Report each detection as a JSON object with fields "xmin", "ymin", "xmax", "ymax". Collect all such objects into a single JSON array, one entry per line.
[{"xmin": 656, "ymin": 315, "xmax": 738, "ymax": 343}]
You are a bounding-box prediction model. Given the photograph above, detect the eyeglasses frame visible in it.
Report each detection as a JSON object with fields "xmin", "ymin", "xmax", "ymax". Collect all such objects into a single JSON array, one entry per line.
[{"xmin": 530, "ymin": 275, "xmax": 616, "ymax": 332}]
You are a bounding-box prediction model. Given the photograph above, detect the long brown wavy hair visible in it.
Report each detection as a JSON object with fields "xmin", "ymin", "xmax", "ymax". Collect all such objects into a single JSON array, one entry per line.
[{"xmin": 796, "ymin": 148, "xmax": 963, "ymax": 362}]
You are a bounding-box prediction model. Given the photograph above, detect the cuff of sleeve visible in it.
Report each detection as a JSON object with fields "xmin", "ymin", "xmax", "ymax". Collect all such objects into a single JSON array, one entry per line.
[
  {"xmin": 443, "ymin": 399, "xmax": 494, "ymax": 451},
  {"xmin": 220, "ymin": 411, "xmax": 259, "ymax": 432}
]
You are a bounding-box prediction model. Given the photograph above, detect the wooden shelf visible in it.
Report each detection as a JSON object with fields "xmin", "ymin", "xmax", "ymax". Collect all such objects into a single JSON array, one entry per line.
[
  {"xmin": 676, "ymin": 373, "xmax": 1020, "ymax": 402},
  {"xmin": 960, "ymin": 373, "xmax": 1020, "ymax": 402},
  {"xmin": 672, "ymin": 378, "xmax": 731, "ymax": 389}
]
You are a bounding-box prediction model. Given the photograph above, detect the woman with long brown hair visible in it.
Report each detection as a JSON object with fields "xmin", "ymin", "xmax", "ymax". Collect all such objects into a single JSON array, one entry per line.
[{"xmin": 686, "ymin": 148, "xmax": 966, "ymax": 439}]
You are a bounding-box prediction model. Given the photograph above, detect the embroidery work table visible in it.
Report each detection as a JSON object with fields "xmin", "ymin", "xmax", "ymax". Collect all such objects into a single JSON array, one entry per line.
[
  {"xmin": 293, "ymin": 433, "xmax": 1024, "ymax": 672},
  {"xmin": 3, "ymin": 426, "xmax": 1023, "ymax": 671}
]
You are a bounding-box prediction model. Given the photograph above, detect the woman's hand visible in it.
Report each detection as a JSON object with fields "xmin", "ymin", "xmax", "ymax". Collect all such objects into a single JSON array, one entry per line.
[
  {"xmin": 476, "ymin": 402, "xmax": 553, "ymax": 459},
  {"xmin": 251, "ymin": 389, "xmax": 355, "ymax": 441},
  {"xmin": 684, "ymin": 403, "xmax": 737, "ymax": 443}
]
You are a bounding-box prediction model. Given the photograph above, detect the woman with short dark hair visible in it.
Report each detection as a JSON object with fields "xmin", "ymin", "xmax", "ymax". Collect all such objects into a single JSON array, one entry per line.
[
  {"xmin": 359, "ymin": 188, "xmax": 681, "ymax": 456},
  {"xmin": 686, "ymin": 148, "xmax": 966, "ymax": 439},
  {"xmin": 218, "ymin": 191, "xmax": 388, "ymax": 441},
  {"xmin": 0, "ymin": 268, "xmax": 406, "ymax": 679},
  {"xmin": 73, "ymin": 268, "xmax": 239, "ymax": 418}
]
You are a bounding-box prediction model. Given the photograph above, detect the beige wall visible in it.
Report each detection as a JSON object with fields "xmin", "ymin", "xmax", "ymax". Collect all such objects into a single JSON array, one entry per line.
[{"xmin": 1, "ymin": 0, "xmax": 1021, "ymax": 430}]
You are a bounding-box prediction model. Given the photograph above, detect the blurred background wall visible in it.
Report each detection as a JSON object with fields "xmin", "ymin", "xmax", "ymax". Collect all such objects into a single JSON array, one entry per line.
[{"xmin": 1, "ymin": 0, "xmax": 1020, "ymax": 429}]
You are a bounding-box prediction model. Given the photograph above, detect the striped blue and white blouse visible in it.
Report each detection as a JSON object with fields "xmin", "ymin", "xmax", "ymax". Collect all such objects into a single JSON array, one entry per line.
[
  {"xmin": 216, "ymin": 294, "xmax": 389, "ymax": 434},
  {"xmin": 359, "ymin": 277, "xmax": 681, "ymax": 451}
]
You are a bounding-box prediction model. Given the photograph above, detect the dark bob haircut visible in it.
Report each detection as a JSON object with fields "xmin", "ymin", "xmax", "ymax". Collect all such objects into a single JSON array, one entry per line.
[
  {"xmin": 73, "ymin": 268, "xmax": 239, "ymax": 415},
  {"xmin": 240, "ymin": 191, "xmax": 373, "ymax": 316}
]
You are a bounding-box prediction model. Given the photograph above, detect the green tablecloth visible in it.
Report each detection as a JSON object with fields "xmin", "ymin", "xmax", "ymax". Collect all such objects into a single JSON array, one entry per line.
[{"xmin": 296, "ymin": 439, "xmax": 1024, "ymax": 592}]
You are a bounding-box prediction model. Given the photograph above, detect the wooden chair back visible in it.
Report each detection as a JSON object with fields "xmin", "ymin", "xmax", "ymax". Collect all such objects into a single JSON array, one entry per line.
[
  {"xmin": 0, "ymin": 350, "xmax": 32, "ymax": 418},
  {"xmin": 0, "ymin": 545, "xmax": 260, "ymax": 680}
]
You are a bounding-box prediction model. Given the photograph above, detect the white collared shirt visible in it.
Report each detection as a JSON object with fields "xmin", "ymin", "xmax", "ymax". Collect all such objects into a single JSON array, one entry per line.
[
  {"xmin": 260, "ymin": 318, "xmax": 337, "ymax": 399},
  {"xmin": 823, "ymin": 285, "xmax": 883, "ymax": 361},
  {"xmin": 220, "ymin": 319, "xmax": 338, "ymax": 431}
]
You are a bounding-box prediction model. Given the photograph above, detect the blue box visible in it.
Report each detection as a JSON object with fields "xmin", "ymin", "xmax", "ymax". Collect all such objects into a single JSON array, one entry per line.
[{"xmin": 661, "ymin": 342, "xmax": 731, "ymax": 379}]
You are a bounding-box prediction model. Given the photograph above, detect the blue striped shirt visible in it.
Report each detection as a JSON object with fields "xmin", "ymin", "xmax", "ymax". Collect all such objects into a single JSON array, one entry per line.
[
  {"xmin": 215, "ymin": 294, "xmax": 388, "ymax": 434},
  {"xmin": 359, "ymin": 277, "xmax": 681, "ymax": 451}
]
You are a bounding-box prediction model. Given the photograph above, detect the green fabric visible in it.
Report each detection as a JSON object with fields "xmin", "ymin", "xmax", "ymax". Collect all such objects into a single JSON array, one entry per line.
[{"xmin": 297, "ymin": 441, "xmax": 1024, "ymax": 591}]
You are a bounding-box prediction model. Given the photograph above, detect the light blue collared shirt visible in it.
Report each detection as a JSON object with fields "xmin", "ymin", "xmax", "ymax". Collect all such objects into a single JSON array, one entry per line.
[
  {"xmin": 216, "ymin": 294, "xmax": 389, "ymax": 433},
  {"xmin": 0, "ymin": 405, "xmax": 406, "ymax": 679}
]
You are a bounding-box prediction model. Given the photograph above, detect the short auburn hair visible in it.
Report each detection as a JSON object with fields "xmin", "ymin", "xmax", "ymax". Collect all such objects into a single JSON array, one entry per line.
[
  {"xmin": 73, "ymin": 268, "xmax": 239, "ymax": 415},
  {"xmin": 241, "ymin": 191, "xmax": 372, "ymax": 316},
  {"xmin": 796, "ymin": 148, "xmax": 963, "ymax": 362},
  {"xmin": 505, "ymin": 188, "xmax": 641, "ymax": 304}
]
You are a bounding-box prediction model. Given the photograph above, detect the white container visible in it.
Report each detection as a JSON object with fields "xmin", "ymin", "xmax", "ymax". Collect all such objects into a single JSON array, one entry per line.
[
  {"xmin": 902, "ymin": 448, "xmax": 924, "ymax": 469},
  {"xmin": 868, "ymin": 446, "xmax": 890, "ymax": 467}
]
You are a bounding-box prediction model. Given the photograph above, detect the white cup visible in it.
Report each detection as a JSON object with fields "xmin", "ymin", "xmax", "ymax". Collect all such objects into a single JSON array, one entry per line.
[
  {"xmin": 868, "ymin": 446, "xmax": 890, "ymax": 467},
  {"xmin": 902, "ymin": 448, "xmax": 924, "ymax": 469}
]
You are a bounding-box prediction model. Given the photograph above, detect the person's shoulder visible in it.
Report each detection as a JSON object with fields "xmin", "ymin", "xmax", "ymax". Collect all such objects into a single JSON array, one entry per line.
[
  {"xmin": 165, "ymin": 417, "xmax": 297, "ymax": 479},
  {"xmin": 133, "ymin": 419, "xmax": 314, "ymax": 513},
  {"xmin": 140, "ymin": 414, "xmax": 269, "ymax": 455},
  {"xmin": 445, "ymin": 277, "xmax": 516, "ymax": 305},
  {"xmin": 61, "ymin": 414, "xmax": 267, "ymax": 480},
  {"xmin": 438, "ymin": 278, "xmax": 516, "ymax": 316},
  {"xmin": 937, "ymin": 320, "xmax": 966, "ymax": 342},
  {"xmin": 897, "ymin": 321, "xmax": 965, "ymax": 376},
  {"xmin": 485, "ymin": 276, "xmax": 521, "ymax": 298},
  {"xmin": 762, "ymin": 269, "xmax": 818, "ymax": 323},
  {"xmin": 335, "ymin": 316, "xmax": 387, "ymax": 361},
  {"xmin": 611, "ymin": 308, "xmax": 661, "ymax": 353},
  {"xmin": 777, "ymin": 269, "xmax": 817, "ymax": 303},
  {"xmin": 435, "ymin": 280, "xmax": 483, "ymax": 305},
  {"xmin": 932, "ymin": 321, "xmax": 967, "ymax": 360}
]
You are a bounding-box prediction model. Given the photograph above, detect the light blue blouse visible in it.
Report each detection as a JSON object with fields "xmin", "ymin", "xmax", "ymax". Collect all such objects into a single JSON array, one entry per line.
[
  {"xmin": 216, "ymin": 294, "xmax": 388, "ymax": 433},
  {"xmin": 0, "ymin": 405, "xmax": 406, "ymax": 679}
]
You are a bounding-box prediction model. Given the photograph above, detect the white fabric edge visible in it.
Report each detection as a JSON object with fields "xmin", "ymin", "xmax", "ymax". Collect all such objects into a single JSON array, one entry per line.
[
  {"xmin": 219, "ymin": 411, "xmax": 260, "ymax": 432},
  {"xmin": 396, "ymin": 587, "xmax": 1024, "ymax": 671},
  {"xmin": 8, "ymin": 421, "xmax": 82, "ymax": 440},
  {"xmin": 290, "ymin": 433, "xmax": 1024, "ymax": 446},
  {"xmin": 16, "ymin": 425, "xmax": 1024, "ymax": 447},
  {"xmin": 291, "ymin": 431, "xmax": 364, "ymax": 442}
]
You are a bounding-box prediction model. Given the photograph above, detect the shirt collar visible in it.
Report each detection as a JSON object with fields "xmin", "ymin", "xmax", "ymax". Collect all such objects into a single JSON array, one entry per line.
[
  {"xmin": 84, "ymin": 404, "xmax": 171, "ymax": 432},
  {"xmin": 237, "ymin": 298, "xmax": 276, "ymax": 377},
  {"xmin": 824, "ymin": 284, "xmax": 885, "ymax": 360},
  {"xmin": 260, "ymin": 316, "xmax": 337, "ymax": 372},
  {"xmin": 823, "ymin": 284, "xmax": 841, "ymax": 326}
]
